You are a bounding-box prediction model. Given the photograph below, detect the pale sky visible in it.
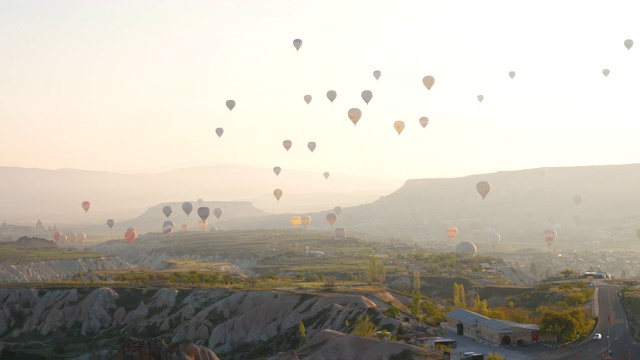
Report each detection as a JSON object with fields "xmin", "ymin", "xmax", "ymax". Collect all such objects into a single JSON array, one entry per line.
[{"xmin": 1, "ymin": 0, "xmax": 639, "ymax": 181}]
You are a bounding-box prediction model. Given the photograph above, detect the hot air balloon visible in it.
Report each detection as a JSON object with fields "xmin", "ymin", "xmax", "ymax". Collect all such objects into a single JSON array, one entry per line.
[
  {"xmin": 182, "ymin": 202, "xmax": 193, "ymax": 216},
  {"xmin": 106, "ymin": 219, "xmax": 114, "ymax": 228},
  {"xmin": 573, "ymin": 194, "xmax": 583, "ymax": 206},
  {"xmin": 323, "ymin": 172, "xmax": 330, "ymax": 180},
  {"xmin": 283, "ymin": 140, "xmax": 292, "ymax": 151},
  {"xmin": 69, "ymin": 233, "xmax": 77, "ymax": 243},
  {"xmin": 303, "ymin": 95, "xmax": 312, "ymax": 105},
  {"xmin": 81, "ymin": 201, "xmax": 91, "ymax": 213},
  {"xmin": 477, "ymin": 95, "xmax": 484, "ymax": 103},
  {"xmin": 273, "ymin": 166, "xmax": 281, "ymax": 176},
  {"xmin": 326, "ymin": 213, "xmax": 337, "ymax": 227},
  {"xmin": 125, "ymin": 228, "xmax": 137, "ymax": 244},
  {"xmin": 274, "ymin": 189, "xmax": 283, "ymax": 201},
  {"xmin": 163, "ymin": 220, "xmax": 175, "ymax": 229},
  {"xmin": 181, "ymin": 224, "xmax": 189, "ymax": 232},
  {"xmin": 393, "ymin": 121, "xmax": 405, "ymax": 135},
  {"xmin": 213, "ymin": 208, "xmax": 223, "ymax": 220},
  {"xmin": 335, "ymin": 228, "xmax": 347, "ymax": 238},
  {"xmin": 61, "ymin": 234, "xmax": 68, "ymax": 244},
  {"xmin": 624, "ymin": 39, "xmax": 633, "ymax": 50},
  {"xmin": 293, "ymin": 38, "xmax": 302, "ymax": 51},
  {"xmin": 197, "ymin": 207, "xmax": 210, "ymax": 221},
  {"xmin": 476, "ymin": 181, "xmax": 491, "ymax": 200},
  {"xmin": 509, "ymin": 71, "xmax": 516, "ymax": 79},
  {"xmin": 488, "ymin": 231, "xmax": 501, "ymax": 245},
  {"xmin": 198, "ymin": 220, "xmax": 207, "ymax": 231},
  {"xmin": 422, "ymin": 76, "xmax": 435, "ymax": 90},
  {"xmin": 327, "ymin": 90, "xmax": 337, "ymax": 103},
  {"xmin": 361, "ymin": 90, "xmax": 373, "ymax": 105},
  {"xmin": 333, "ymin": 206, "xmax": 342, "ymax": 216},
  {"xmin": 455, "ymin": 241, "xmax": 477, "ymax": 257},
  {"xmin": 543, "ymin": 229, "xmax": 557, "ymax": 247},
  {"xmin": 226, "ymin": 100, "xmax": 235, "ymax": 111},
  {"xmin": 162, "ymin": 205, "xmax": 172, "ymax": 218},
  {"xmin": 446, "ymin": 226, "xmax": 458, "ymax": 241},
  {"xmin": 162, "ymin": 225, "xmax": 173, "ymax": 236},
  {"xmin": 216, "ymin": 128, "xmax": 224, "ymax": 138},
  {"xmin": 419, "ymin": 117, "xmax": 429, "ymax": 128},
  {"xmin": 197, "ymin": 199, "xmax": 203, "ymax": 206},
  {"xmin": 348, "ymin": 108, "xmax": 362, "ymax": 126},
  {"xmin": 307, "ymin": 142, "xmax": 316, "ymax": 153},
  {"xmin": 373, "ymin": 70, "xmax": 381, "ymax": 81},
  {"xmin": 602, "ymin": 69, "xmax": 610, "ymax": 77},
  {"xmin": 52, "ymin": 231, "xmax": 62, "ymax": 243},
  {"xmin": 301, "ymin": 215, "xmax": 311, "ymax": 228},
  {"xmin": 77, "ymin": 233, "xmax": 86, "ymax": 243},
  {"xmin": 290, "ymin": 216, "xmax": 301, "ymax": 228}
]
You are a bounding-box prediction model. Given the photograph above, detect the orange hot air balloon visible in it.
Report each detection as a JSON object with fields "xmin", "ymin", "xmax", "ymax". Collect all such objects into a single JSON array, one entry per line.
[
  {"xmin": 348, "ymin": 108, "xmax": 362, "ymax": 126},
  {"xmin": 301, "ymin": 215, "xmax": 311, "ymax": 228},
  {"xmin": 326, "ymin": 212, "xmax": 337, "ymax": 227},
  {"xmin": 476, "ymin": 181, "xmax": 491, "ymax": 200},
  {"xmin": 274, "ymin": 189, "xmax": 283, "ymax": 201},
  {"xmin": 81, "ymin": 201, "xmax": 91, "ymax": 213},
  {"xmin": 283, "ymin": 140, "xmax": 292, "ymax": 151},
  {"xmin": 181, "ymin": 224, "xmax": 189, "ymax": 232},
  {"xmin": 290, "ymin": 216, "xmax": 301, "ymax": 228},
  {"xmin": 543, "ymin": 229, "xmax": 557, "ymax": 247},
  {"xmin": 198, "ymin": 220, "xmax": 208, "ymax": 231},
  {"xmin": 422, "ymin": 76, "xmax": 435, "ymax": 90},
  {"xmin": 393, "ymin": 121, "xmax": 405, "ymax": 135},
  {"xmin": 445, "ymin": 226, "xmax": 458, "ymax": 241},
  {"xmin": 125, "ymin": 228, "xmax": 137, "ymax": 244}
]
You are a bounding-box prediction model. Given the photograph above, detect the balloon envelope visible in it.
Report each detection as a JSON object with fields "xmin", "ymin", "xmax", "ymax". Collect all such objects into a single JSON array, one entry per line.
[
  {"xmin": 422, "ymin": 76, "xmax": 435, "ymax": 90},
  {"xmin": 326, "ymin": 213, "xmax": 337, "ymax": 227},
  {"xmin": 445, "ymin": 226, "xmax": 458, "ymax": 241},
  {"xmin": 477, "ymin": 95, "xmax": 484, "ymax": 103},
  {"xmin": 509, "ymin": 71, "xmax": 516, "ymax": 79},
  {"xmin": 326, "ymin": 90, "xmax": 337, "ymax": 102},
  {"xmin": 293, "ymin": 38, "xmax": 302, "ymax": 51},
  {"xmin": 333, "ymin": 206, "xmax": 343, "ymax": 216},
  {"xmin": 197, "ymin": 207, "xmax": 210, "ymax": 221},
  {"xmin": 81, "ymin": 201, "xmax": 90, "ymax": 213},
  {"xmin": 274, "ymin": 189, "xmax": 283, "ymax": 201},
  {"xmin": 216, "ymin": 128, "xmax": 224, "ymax": 138},
  {"xmin": 213, "ymin": 208, "xmax": 223, "ymax": 220},
  {"xmin": 162, "ymin": 205, "xmax": 172, "ymax": 218},
  {"xmin": 455, "ymin": 241, "xmax": 477, "ymax": 257},
  {"xmin": 106, "ymin": 219, "xmax": 114, "ymax": 228},
  {"xmin": 290, "ymin": 216, "xmax": 301, "ymax": 228},
  {"xmin": 303, "ymin": 95, "xmax": 312, "ymax": 104},
  {"xmin": 373, "ymin": 70, "xmax": 381, "ymax": 80},
  {"xmin": 283, "ymin": 140, "xmax": 292, "ymax": 151},
  {"xmin": 78, "ymin": 233, "xmax": 86, "ymax": 243},
  {"xmin": 573, "ymin": 194, "xmax": 583, "ymax": 206},
  {"xmin": 225, "ymin": 100, "xmax": 235, "ymax": 111},
  {"xmin": 198, "ymin": 220, "xmax": 207, "ymax": 230},
  {"xmin": 602, "ymin": 69, "xmax": 610, "ymax": 77},
  {"xmin": 197, "ymin": 199, "xmax": 203, "ymax": 206},
  {"xmin": 543, "ymin": 229, "xmax": 557, "ymax": 246},
  {"xmin": 301, "ymin": 215, "xmax": 311, "ymax": 227},
  {"xmin": 182, "ymin": 202, "xmax": 193, "ymax": 216},
  {"xmin": 348, "ymin": 108, "xmax": 362, "ymax": 126},
  {"xmin": 162, "ymin": 225, "xmax": 173, "ymax": 236},
  {"xmin": 625, "ymin": 39, "xmax": 633, "ymax": 50},
  {"xmin": 53, "ymin": 231, "xmax": 62, "ymax": 243},
  {"xmin": 393, "ymin": 121, "xmax": 405, "ymax": 135},
  {"xmin": 273, "ymin": 166, "xmax": 281, "ymax": 176},
  {"xmin": 125, "ymin": 229, "xmax": 137, "ymax": 244},
  {"xmin": 476, "ymin": 181, "xmax": 491, "ymax": 200},
  {"xmin": 335, "ymin": 228, "xmax": 347, "ymax": 238},
  {"xmin": 163, "ymin": 220, "xmax": 175, "ymax": 229},
  {"xmin": 323, "ymin": 172, "xmax": 330, "ymax": 179},
  {"xmin": 419, "ymin": 117, "xmax": 429, "ymax": 128},
  {"xmin": 307, "ymin": 142, "xmax": 316, "ymax": 153},
  {"xmin": 361, "ymin": 90, "xmax": 373, "ymax": 105}
]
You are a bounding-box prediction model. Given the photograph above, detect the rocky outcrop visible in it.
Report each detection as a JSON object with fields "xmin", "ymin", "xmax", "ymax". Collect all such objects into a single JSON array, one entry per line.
[
  {"xmin": 113, "ymin": 336, "xmax": 219, "ymax": 360},
  {"xmin": 0, "ymin": 257, "xmax": 135, "ymax": 283}
]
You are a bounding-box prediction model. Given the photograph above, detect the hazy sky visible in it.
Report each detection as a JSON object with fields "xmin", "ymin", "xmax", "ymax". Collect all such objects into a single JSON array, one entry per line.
[{"xmin": 1, "ymin": 0, "xmax": 639, "ymax": 181}]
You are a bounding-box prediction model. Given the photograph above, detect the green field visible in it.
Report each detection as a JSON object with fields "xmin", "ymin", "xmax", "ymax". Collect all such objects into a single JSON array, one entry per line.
[{"xmin": 0, "ymin": 245, "xmax": 104, "ymax": 265}]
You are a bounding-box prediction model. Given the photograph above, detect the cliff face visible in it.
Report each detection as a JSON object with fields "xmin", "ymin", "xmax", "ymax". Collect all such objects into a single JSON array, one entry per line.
[
  {"xmin": 0, "ymin": 256, "xmax": 134, "ymax": 283},
  {"xmin": 0, "ymin": 287, "xmax": 429, "ymax": 359}
]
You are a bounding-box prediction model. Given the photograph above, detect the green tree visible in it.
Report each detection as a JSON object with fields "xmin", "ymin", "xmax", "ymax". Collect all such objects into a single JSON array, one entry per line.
[
  {"xmin": 298, "ymin": 321, "xmax": 307, "ymax": 348},
  {"xmin": 539, "ymin": 310, "xmax": 579, "ymax": 343},
  {"xmin": 384, "ymin": 305, "xmax": 401, "ymax": 317},
  {"xmin": 453, "ymin": 283, "xmax": 467, "ymax": 308},
  {"xmin": 471, "ymin": 294, "xmax": 488, "ymax": 316},
  {"xmin": 412, "ymin": 270, "xmax": 421, "ymax": 291},
  {"xmin": 365, "ymin": 256, "xmax": 387, "ymax": 284},
  {"xmin": 410, "ymin": 290, "xmax": 422, "ymax": 318},
  {"xmin": 353, "ymin": 314, "xmax": 377, "ymax": 337}
]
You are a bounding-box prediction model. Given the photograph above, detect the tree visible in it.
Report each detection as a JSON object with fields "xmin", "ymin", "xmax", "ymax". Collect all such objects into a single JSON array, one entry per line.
[
  {"xmin": 539, "ymin": 310, "xmax": 579, "ymax": 343},
  {"xmin": 410, "ymin": 290, "xmax": 422, "ymax": 318},
  {"xmin": 453, "ymin": 283, "xmax": 467, "ymax": 309},
  {"xmin": 384, "ymin": 305, "xmax": 401, "ymax": 317},
  {"xmin": 365, "ymin": 256, "xmax": 386, "ymax": 284},
  {"xmin": 353, "ymin": 314, "xmax": 377, "ymax": 337},
  {"xmin": 412, "ymin": 270, "xmax": 421, "ymax": 291},
  {"xmin": 487, "ymin": 352, "xmax": 505, "ymax": 360},
  {"xmin": 298, "ymin": 321, "xmax": 307, "ymax": 348},
  {"xmin": 471, "ymin": 294, "xmax": 488, "ymax": 316}
]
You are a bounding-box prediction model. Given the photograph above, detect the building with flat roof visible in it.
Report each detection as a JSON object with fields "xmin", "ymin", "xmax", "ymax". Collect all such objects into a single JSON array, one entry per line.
[{"xmin": 445, "ymin": 308, "xmax": 539, "ymax": 346}]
